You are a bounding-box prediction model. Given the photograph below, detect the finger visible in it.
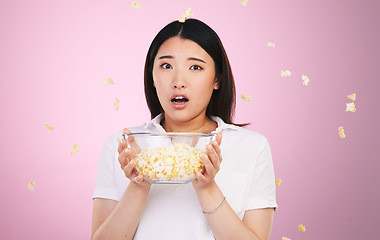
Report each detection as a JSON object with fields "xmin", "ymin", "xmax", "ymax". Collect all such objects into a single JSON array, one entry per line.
[
  {"xmin": 206, "ymin": 144, "xmax": 220, "ymax": 171},
  {"xmin": 118, "ymin": 128, "xmax": 131, "ymax": 154},
  {"xmin": 123, "ymin": 158, "xmax": 137, "ymax": 178},
  {"xmin": 216, "ymin": 132, "xmax": 222, "ymax": 146},
  {"xmin": 118, "ymin": 147, "xmax": 131, "ymax": 169},
  {"xmin": 117, "ymin": 138, "xmax": 126, "ymax": 154},
  {"xmin": 211, "ymin": 141, "xmax": 222, "ymax": 164},
  {"xmin": 134, "ymin": 174, "xmax": 144, "ymax": 183},
  {"xmin": 202, "ymin": 153, "xmax": 214, "ymax": 177},
  {"xmin": 195, "ymin": 171, "xmax": 207, "ymax": 183}
]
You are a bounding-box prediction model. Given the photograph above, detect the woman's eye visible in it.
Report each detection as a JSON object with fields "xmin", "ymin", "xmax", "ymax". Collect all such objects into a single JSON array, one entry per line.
[
  {"xmin": 190, "ymin": 65, "xmax": 203, "ymax": 70},
  {"xmin": 161, "ymin": 63, "xmax": 172, "ymax": 69}
]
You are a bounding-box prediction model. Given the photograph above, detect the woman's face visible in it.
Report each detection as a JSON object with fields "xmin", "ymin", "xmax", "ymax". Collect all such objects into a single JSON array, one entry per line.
[{"xmin": 152, "ymin": 36, "xmax": 219, "ymax": 123}]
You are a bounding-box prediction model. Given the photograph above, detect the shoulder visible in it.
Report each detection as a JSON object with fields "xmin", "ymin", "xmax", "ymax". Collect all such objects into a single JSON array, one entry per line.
[{"xmin": 221, "ymin": 124, "xmax": 268, "ymax": 151}]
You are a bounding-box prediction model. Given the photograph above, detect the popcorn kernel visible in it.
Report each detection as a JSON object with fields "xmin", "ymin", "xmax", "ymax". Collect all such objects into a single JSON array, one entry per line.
[
  {"xmin": 102, "ymin": 77, "xmax": 114, "ymax": 85},
  {"xmin": 346, "ymin": 102, "xmax": 356, "ymax": 112},
  {"xmin": 175, "ymin": 8, "xmax": 193, "ymax": 23},
  {"xmin": 71, "ymin": 144, "xmax": 79, "ymax": 154},
  {"xmin": 347, "ymin": 93, "xmax": 356, "ymax": 101},
  {"xmin": 281, "ymin": 70, "xmax": 291, "ymax": 77},
  {"xmin": 114, "ymin": 98, "xmax": 120, "ymax": 110},
  {"xmin": 28, "ymin": 181, "xmax": 36, "ymax": 191},
  {"xmin": 298, "ymin": 224, "xmax": 306, "ymax": 232},
  {"xmin": 240, "ymin": 94, "xmax": 252, "ymax": 103},
  {"xmin": 275, "ymin": 179, "xmax": 282, "ymax": 186},
  {"xmin": 132, "ymin": 1, "xmax": 142, "ymax": 9},
  {"xmin": 241, "ymin": 0, "xmax": 248, "ymax": 6},
  {"xmin": 44, "ymin": 123, "xmax": 54, "ymax": 133},
  {"xmin": 302, "ymin": 75, "xmax": 310, "ymax": 86},
  {"xmin": 338, "ymin": 126, "xmax": 346, "ymax": 139}
]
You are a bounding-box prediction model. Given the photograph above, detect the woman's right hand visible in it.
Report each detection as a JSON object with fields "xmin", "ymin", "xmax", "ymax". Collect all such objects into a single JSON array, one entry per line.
[{"xmin": 118, "ymin": 128, "xmax": 151, "ymax": 189}]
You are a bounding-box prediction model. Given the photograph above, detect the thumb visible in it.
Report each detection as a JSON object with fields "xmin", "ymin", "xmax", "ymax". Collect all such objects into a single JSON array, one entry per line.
[{"xmin": 216, "ymin": 132, "xmax": 222, "ymax": 146}]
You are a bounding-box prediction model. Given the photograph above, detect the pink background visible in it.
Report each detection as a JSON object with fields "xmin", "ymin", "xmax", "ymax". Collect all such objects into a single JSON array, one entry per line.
[{"xmin": 1, "ymin": 0, "xmax": 379, "ymax": 239}]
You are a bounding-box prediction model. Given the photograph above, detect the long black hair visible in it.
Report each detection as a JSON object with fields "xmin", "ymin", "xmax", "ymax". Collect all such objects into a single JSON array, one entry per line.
[{"xmin": 144, "ymin": 18, "xmax": 242, "ymax": 125}]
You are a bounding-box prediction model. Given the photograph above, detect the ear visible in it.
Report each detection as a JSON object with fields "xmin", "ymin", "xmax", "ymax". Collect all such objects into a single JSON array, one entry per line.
[{"xmin": 213, "ymin": 78, "xmax": 219, "ymax": 90}]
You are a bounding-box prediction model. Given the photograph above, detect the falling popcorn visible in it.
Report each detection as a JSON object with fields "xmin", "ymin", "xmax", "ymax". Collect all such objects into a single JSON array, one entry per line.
[
  {"xmin": 338, "ymin": 126, "xmax": 346, "ymax": 139},
  {"xmin": 347, "ymin": 93, "xmax": 356, "ymax": 101},
  {"xmin": 298, "ymin": 224, "xmax": 306, "ymax": 232},
  {"xmin": 281, "ymin": 70, "xmax": 291, "ymax": 77},
  {"xmin": 70, "ymin": 144, "xmax": 79, "ymax": 154},
  {"xmin": 114, "ymin": 98, "xmax": 120, "ymax": 110},
  {"xmin": 346, "ymin": 102, "xmax": 356, "ymax": 112},
  {"xmin": 131, "ymin": 1, "xmax": 142, "ymax": 9},
  {"xmin": 302, "ymin": 75, "xmax": 310, "ymax": 86},
  {"xmin": 275, "ymin": 179, "xmax": 282, "ymax": 186},
  {"xmin": 266, "ymin": 42, "xmax": 275, "ymax": 48},
  {"xmin": 240, "ymin": 94, "xmax": 252, "ymax": 102},
  {"xmin": 175, "ymin": 8, "xmax": 193, "ymax": 23},
  {"xmin": 28, "ymin": 181, "xmax": 36, "ymax": 191},
  {"xmin": 240, "ymin": 0, "xmax": 248, "ymax": 6},
  {"xmin": 282, "ymin": 237, "xmax": 291, "ymax": 240},
  {"xmin": 44, "ymin": 122, "xmax": 54, "ymax": 133},
  {"xmin": 102, "ymin": 78, "xmax": 114, "ymax": 85}
]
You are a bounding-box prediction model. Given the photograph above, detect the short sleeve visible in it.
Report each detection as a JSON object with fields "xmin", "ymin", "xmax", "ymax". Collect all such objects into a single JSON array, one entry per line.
[
  {"xmin": 92, "ymin": 133, "xmax": 120, "ymax": 201},
  {"xmin": 246, "ymin": 137, "xmax": 278, "ymax": 211}
]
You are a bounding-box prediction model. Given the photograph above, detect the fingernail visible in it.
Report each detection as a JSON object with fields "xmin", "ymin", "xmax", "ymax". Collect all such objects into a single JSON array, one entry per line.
[
  {"xmin": 130, "ymin": 159, "xmax": 136, "ymax": 165},
  {"xmin": 135, "ymin": 175, "xmax": 143, "ymax": 183}
]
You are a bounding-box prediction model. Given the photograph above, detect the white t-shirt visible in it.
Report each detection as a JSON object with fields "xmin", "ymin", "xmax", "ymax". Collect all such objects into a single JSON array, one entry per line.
[{"xmin": 93, "ymin": 114, "xmax": 277, "ymax": 239}]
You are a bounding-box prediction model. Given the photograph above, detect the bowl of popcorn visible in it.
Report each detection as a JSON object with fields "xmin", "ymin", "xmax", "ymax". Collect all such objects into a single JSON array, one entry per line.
[{"xmin": 123, "ymin": 132, "xmax": 216, "ymax": 184}]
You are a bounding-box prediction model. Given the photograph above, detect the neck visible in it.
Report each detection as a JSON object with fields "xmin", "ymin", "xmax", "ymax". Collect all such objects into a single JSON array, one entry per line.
[{"xmin": 163, "ymin": 117, "xmax": 214, "ymax": 133}]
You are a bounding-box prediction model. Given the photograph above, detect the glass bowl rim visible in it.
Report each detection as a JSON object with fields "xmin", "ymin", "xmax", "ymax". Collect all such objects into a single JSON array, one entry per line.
[{"xmin": 123, "ymin": 132, "xmax": 217, "ymax": 138}]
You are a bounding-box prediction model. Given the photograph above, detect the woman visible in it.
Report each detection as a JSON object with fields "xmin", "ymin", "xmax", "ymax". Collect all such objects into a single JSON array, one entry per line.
[{"xmin": 91, "ymin": 18, "xmax": 277, "ymax": 240}]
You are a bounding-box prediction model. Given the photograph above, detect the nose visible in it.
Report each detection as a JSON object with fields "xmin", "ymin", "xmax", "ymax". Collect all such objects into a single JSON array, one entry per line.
[{"xmin": 172, "ymin": 72, "xmax": 186, "ymax": 89}]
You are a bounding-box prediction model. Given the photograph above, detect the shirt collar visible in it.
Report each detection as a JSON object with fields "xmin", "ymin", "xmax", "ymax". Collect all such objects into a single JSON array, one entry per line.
[
  {"xmin": 143, "ymin": 113, "xmax": 165, "ymax": 132},
  {"xmin": 210, "ymin": 116, "xmax": 240, "ymax": 133},
  {"xmin": 143, "ymin": 113, "xmax": 240, "ymax": 132}
]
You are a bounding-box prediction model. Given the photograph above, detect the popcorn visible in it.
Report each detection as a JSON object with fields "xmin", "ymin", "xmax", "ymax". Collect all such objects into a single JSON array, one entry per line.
[
  {"xmin": 298, "ymin": 224, "xmax": 306, "ymax": 232},
  {"xmin": 114, "ymin": 98, "xmax": 120, "ymax": 110},
  {"xmin": 28, "ymin": 181, "xmax": 36, "ymax": 191},
  {"xmin": 281, "ymin": 70, "xmax": 291, "ymax": 77},
  {"xmin": 134, "ymin": 143, "xmax": 204, "ymax": 182},
  {"xmin": 132, "ymin": 1, "xmax": 142, "ymax": 9},
  {"xmin": 240, "ymin": 0, "xmax": 248, "ymax": 6},
  {"xmin": 266, "ymin": 42, "xmax": 275, "ymax": 48},
  {"xmin": 175, "ymin": 8, "xmax": 193, "ymax": 23},
  {"xmin": 347, "ymin": 93, "xmax": 356, "ymax": 101},
  {"xmin": 302, "ymin": 75, "xmax": 310, "ymax": 86},
  {"xmin": 240, "ymin": 94, "xmax": 252, "ymax": 102},
  {"xmin": 44, "ymin": 122, "xmax": 54, "ymax": 133},
  {"xmin": 346, "ymin": 102, "xmax": 356, "ymax": 112},
  {"xmin": 70, "ymin": 144, "xmax": 79, "ymax": 154},
  {"xmin": 275, "ymin": 179, "xmax": 282, "ymax": 186},
  {"xmin": 102, "ymin": 77, "xmax": 114, "ymax": 85},
  {"xmin": 338, "ymin": 126, "xmax": 346, "ymax": 139},
  {"xmin": 282, "ymin": 237, "xmax": 291, "ymax": 240}
]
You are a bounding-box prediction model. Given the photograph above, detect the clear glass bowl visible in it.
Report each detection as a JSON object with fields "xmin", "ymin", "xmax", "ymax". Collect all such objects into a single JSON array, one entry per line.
[{"xmin": 123, "ymin": 132, "xmax": 216, "ymax": 184}]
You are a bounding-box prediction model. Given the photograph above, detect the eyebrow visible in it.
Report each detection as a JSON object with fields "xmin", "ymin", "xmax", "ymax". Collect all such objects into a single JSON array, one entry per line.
[{"xmin": 158, "ymin": 55, "xmax": 207, "ymax": 64}]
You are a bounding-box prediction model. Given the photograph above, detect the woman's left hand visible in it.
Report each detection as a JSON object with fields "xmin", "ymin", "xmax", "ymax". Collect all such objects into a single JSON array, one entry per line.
[{"xmin": 192, "ymin": 132, "xmax": 223, "ymax": 189}]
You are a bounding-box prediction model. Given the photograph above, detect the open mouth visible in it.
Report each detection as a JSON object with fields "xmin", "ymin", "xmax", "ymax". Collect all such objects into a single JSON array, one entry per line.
[{"xmin": 171, "ymin": 96, "xmax": 189, "ymax": 104}]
